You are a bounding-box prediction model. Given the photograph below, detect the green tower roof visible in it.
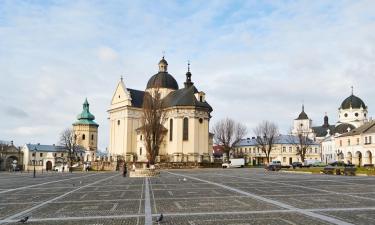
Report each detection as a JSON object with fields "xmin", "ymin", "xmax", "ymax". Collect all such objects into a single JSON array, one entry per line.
[{"xmin": 73, "ymin": 98, "xmax": 99, "ymax": 126}]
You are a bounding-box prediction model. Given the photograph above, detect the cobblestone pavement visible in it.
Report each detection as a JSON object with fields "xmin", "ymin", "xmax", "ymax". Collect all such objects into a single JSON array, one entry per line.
[{"xmin": 0, "ymin": 169, "xmax": 374, "ymax": 224}]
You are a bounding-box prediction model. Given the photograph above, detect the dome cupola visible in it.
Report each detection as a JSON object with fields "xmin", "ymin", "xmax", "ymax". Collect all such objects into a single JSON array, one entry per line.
[
  {"xmin": 146, "ymin": 57, "xmax": 179, "ymax": 90},
  {"xmin": 340, "ymin": 94, "xmax": 366, "ymax": 109}
]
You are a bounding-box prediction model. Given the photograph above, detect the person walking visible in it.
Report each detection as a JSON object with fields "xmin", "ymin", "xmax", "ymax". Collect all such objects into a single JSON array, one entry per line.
[{"xmin": 123, "ymin": 163, "xmax": 127, "ymax": 177}]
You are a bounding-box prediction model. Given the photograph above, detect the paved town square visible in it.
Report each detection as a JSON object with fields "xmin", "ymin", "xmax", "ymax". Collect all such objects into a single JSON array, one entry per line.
[{"xmin": 0, "ymin": 169, "xmax": 374, "ymax": 225}]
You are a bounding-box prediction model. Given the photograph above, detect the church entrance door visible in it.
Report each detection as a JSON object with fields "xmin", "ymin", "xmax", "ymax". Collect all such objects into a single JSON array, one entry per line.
[{"xmin": 46, "ymin": 161, "xmax": 52, "ymax": 171}]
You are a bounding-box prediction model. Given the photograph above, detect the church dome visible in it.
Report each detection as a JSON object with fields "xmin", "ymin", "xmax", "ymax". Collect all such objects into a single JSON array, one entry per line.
[
  {"xmin": 146, "ymin": 57, "xmax": 179, "ymax": 90},
  {"xmin": 146, "ymin": 72, "xmax": 179, "ymax": 90},
  {"xmin": 340, "ymin": 94, "xmax": 366, "ymax": 109}
]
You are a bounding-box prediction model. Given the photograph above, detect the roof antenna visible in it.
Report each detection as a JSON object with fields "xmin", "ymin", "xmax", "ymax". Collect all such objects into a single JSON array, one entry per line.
[{"xmin": 187, "ymin": 60, "xmax": 190, "ymax": 72}]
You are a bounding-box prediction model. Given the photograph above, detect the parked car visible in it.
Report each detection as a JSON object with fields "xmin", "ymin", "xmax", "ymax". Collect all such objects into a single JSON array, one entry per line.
[
  {"xmin": 311, "ymin": 161, "xmax": 326, "ymax": 167},
  {"xmin": 291, "ymin": 162, "xmax": 302, "ymax": 169},
  {"xmin": 222, "ymin": 158, "xmax": 245, "ymax": 168},
  {"xmin": 266, "ymin": 160, "xmax": 282, "ymax": 171},
  {"xmin": 329, "ymin": 161, "xmax": 347, "ymax": 167}
]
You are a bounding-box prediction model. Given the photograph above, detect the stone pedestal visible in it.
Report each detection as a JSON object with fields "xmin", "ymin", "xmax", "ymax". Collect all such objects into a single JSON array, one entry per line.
[{"xmin": 129, "ymin": 168, "xmax": 160, "ymax": 177}]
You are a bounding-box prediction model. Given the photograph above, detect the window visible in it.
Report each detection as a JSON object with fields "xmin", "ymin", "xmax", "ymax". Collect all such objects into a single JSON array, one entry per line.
[
  {"xmin": 365, "ymin": 137, "xmax": 368, "ymax": 144},
  {"xmin": 199, "ymin": 118, "xmax": 203, "ymax": 123},
  {"xmin": 355, "ymin": 112, "xmax": 359, "ymax": 117},
  {"xmin": 140, "ymin": 147, "xmax": 142, "ymax": 155},
  {"xmin": 289, "ymin": 147, "xmax": 292, "ymax": 152},
  {"xmin": 117, "ymin": 120, "xmax": 120, "ymax": 125},
  {"xmin": 54, "ymin": 153, "xmax": 57, "ymax": 157},
  {"xmin": 370, "ymin": 136, "xmax": 372, "ymax": 144},
  {"xmin": 61, "ymin": 153, "xmax": 64, "ymax": 157},
  {"xmin": 282, "ymin": 147, "xmax": 286, "ymax": 152},
  {"xmin": 347, "ymin": 139, "xmax": 350, "ymax": 146},
  {"xmin": 82, "ymin": 134, "xmax": 85, "ymax": 140},
  {"xmin": 315, "ymin": 148, "xmax": 317, "ymax": 153},
  {"xmin": 340, "ymin": 140, "xmax": 342, "ymax": 147},
  {"xmin": 169, "ymin": 119, "xmax": 173, "ymax": 141},
  {"xmin": 344, "ymin": 113, "xmax": 348, "ymax": 117},
  {"xmin": 91, "ymin": 134, "xmax": 94, "ymax": 140},
  {"xmin": 183, "ymin": 118, "xmax": 189, "ymax": 141},
  {"xmin": 140, "ymin": 135, "xmax": 143, "ymax": 141},
  {"xmin": 357, "ymin": 138, "xmax": 360, "ymax": 145},
  {"xmin": 40, "ymin": 153, "xmax": 43, "ymax": 157},
  {"xmin": 283, "ymin": 157, "xmax": 286, "ymax": 163},
  {"xmin": 32, "ymin": 152, "xmax": 35, "ymax": 157}
]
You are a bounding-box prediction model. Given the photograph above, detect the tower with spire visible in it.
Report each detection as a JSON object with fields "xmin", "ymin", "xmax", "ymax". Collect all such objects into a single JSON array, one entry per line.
[
  {"xmin": 73, "ymin": 98, "xmax": 99, "ymax": 162},
  {"xmin": 292, "ymin": 104, "xmax": 314, "ymax": 138}
]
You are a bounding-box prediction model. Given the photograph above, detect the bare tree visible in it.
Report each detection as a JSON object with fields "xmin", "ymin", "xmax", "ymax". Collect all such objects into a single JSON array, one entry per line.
[
  {"xmin": 141, "ymin": 89, "xmax": 167, "ymax": 165},
  {"xmin": 293, "ymin": 126, "xmax": 315, "ymax": 164},
  {"xmin": 253, "ymin": 121, "xmax": 279, "ymax": 164},
  {"xmin": 212, "ymin": 118, "xmax": 247, "ymax": 160},
  {"xmin": 59, "ymin": 128, "xmax": 82, "ymax": 172}
]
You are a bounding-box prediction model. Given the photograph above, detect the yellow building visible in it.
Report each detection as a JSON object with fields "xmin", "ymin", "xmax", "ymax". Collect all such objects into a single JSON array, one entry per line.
[
  {"xmin": 234, "ymin": 135, "xmax": 320, "ymax": 166},
  {"xmin": 335, "ymin": 121, "xmax": 375, "ymax": 166},
  {"xmin": 108, "ymin": 57, "xmax": 213, "ymax": 163}
]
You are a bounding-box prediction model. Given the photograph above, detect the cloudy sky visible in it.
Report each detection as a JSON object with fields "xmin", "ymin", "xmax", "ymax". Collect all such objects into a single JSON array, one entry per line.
[{"xmin": 1, "ymin": 0, "xmax": 374, "ymax": 150}]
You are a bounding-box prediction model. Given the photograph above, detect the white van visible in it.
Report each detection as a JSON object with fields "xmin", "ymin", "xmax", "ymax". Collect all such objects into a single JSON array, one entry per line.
[{"xmin": 222, "ymin": 158, "xmax": 245, "ymax": 168}]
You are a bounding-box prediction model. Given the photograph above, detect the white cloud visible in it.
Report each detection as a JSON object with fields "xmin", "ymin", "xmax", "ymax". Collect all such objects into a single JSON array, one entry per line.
[{"xmin": 97, "ymin": 46, "xmax": 118, "ymax": 62}]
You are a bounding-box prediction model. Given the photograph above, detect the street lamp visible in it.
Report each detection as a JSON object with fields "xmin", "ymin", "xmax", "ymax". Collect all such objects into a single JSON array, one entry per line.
[{"xmin": 33, "ymin": 147, "xmax": 37, "ymax": 178}]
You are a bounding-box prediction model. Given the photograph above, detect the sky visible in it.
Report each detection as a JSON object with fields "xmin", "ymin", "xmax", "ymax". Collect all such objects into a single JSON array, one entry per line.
[{"xmin": 1, "ymin": 0, "xmax": 375, "ymax": 150}]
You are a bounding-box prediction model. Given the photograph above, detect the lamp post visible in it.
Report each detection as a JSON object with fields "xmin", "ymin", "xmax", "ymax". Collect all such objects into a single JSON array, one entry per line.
[{"xmin": 33, "ymin": 147, "xmax": 37, "ymax": 178}]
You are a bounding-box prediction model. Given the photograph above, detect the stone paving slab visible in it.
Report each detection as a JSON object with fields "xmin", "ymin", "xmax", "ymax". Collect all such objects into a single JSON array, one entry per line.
[
  {"xmin": 1, "ymin": 169, "xmax": 375, "ymax": 225},
  {"xmin": 153, "ymin": 212, "xmax": 334, "ymax": 225},
  {"xmin": 318, "ymin": 209, "xmax": 375, "ymax": 225},
  {"xmin": 28, "ymin": 200, "xmax": 143, "ymax": 218},
  {"xmin": 152, "ymin": 196, "xmax": 282, "ymax": 214},
  {"xmin": 0, "ymin": 204, "xmax": 35, "ymax": 220},
  {"xmin": 59, "ymin": 190, "xmax": 143, "ymax": 201},
  {"xmin": 5, "ymin": 217, "xmax": 143, "ymax": 225},
  {"xmin": 263, "ymin": 193, "xmax": 375, "ymax": 209}
]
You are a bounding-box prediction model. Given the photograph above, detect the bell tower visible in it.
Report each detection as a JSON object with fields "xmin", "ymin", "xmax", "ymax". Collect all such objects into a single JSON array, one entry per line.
[{"xmin": 73, "ymin": 98, "xmax": 99, "ymax": 162}]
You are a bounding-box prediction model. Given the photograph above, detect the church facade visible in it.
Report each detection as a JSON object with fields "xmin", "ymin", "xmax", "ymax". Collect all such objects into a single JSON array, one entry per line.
[{"xmin": 108, "ymin": 57, "xmax": 213, "ymax": 163}]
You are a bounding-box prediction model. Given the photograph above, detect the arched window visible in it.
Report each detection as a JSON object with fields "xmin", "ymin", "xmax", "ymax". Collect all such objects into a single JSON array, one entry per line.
[
  {"xmin": 183, "ymin": 118, "xmax": 188, "ymax": 141},
  {"xmin": 91, "ymin": 134, "xmax": 94, "ymax": 140},
  {"xmin": 82, "ymin": 134, "xmax": 85, "ymax": 140},
  {"xmin": 169, "ymin": 119, "xmax": 173, "ymax": 141},
  {"xmin": 117, "ymin": 120, "xmax": 120, "ymax": 125}
]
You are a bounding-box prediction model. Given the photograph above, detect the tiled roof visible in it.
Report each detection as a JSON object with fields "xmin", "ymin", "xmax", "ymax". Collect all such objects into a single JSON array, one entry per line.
[
  {"xmin": 128, "ymin": 88, "xmax": 145, "ymax": 108},
  {"xmin": 26, "ymin": 144, "xmax": 67, "ymax": 152},
  {"xmin": 339, "ymin": 121, "xmax": 375, "ymax": 137}
]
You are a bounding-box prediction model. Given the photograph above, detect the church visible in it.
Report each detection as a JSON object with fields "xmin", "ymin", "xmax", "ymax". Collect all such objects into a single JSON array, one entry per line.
[{"xmin": 108, "ymin": 57, "xmax": 213, "ymax": 163}]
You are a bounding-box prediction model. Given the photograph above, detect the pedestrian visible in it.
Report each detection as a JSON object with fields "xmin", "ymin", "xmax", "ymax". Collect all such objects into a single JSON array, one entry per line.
[{"xmin": 123, "ymin": 163, "xmax": 127, "ymax": 177}]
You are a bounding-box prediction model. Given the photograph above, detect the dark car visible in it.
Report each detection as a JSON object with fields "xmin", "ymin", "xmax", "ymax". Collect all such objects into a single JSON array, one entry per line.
[
  {"xmin": 291, "ymin": 162, "xmax": 302, "ymax": 169},
  {"xmin": 329, "ymin": 161, "xmax": 346, "ymax": 167}
]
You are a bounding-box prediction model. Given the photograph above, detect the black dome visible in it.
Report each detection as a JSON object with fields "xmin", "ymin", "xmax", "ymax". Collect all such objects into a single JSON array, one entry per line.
[
  {"xmin": 297, "ymin": 111, "xmax": 309, "ymax": 120},
  {"xmin": 340, "ymin": 94, "xmax": 366, "ymax": 109},
  {"xmin": 146, "ymin": 72, "xmax": 179, "ymax": 90},
  {"xmin": 334, "ymin": 123, "xmax": 355, "ymax": 134}
]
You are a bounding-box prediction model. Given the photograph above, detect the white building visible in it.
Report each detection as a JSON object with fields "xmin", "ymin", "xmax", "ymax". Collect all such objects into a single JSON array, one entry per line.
[{"xmin": 22, "ymin": 144, "xmax": 68, "ymax": 171}]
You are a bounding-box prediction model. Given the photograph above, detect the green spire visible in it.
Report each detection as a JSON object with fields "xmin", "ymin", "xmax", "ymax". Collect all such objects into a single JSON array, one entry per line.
[{"xmin": 73, "ymin": 98, "xmax": 99, "ymax": 126}]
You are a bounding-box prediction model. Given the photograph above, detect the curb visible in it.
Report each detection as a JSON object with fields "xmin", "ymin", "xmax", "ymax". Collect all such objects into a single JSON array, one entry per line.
[{"xmin": 281, "ymin": 171, "xmax": 313, "ymax": 174}]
